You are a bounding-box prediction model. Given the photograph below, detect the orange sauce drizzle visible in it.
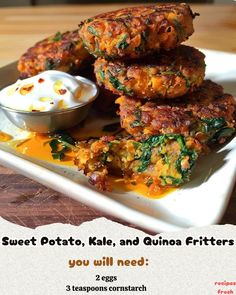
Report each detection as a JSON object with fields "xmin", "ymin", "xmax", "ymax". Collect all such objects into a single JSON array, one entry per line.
[
  {"xmin": 15, "ymin": 134, "xmax": 74, "ymax": 166},
  {"xmin": 0, "ymin": 131, "xmax": 13, "ymax": 142},
  {"xmin": 13, "ymin": 129, "xmax": 175, "ymax": 199},
  {"xmin": 110, "ymin": 177, "xmax": 176, "ymax": 199}
]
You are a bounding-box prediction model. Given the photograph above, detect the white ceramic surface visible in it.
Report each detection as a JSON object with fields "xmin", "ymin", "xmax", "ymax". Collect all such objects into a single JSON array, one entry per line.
[{"xmin": 0, "ymin": 49, "xmax": 235, "ymax": 232}]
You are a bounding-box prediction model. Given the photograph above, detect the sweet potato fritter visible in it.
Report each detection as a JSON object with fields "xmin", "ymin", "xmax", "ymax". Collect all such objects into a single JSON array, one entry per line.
[
  {"xmin": 95, "ymin": 45, "xmax": 205, "ymax": 99},
  {"xmin": 74, "ymin": 134, "xmax": 203, "ymax": 192},
  {"xmin": 117, "ymin": 80, "xmax": 236, "ymax": 144},
  {"xmin": 18, "ymin": 30, "xmax": 90, "ymax": 78},
  {"xmin": 79, "ymin": 3, "xmax": 196, "ymax": 59}
]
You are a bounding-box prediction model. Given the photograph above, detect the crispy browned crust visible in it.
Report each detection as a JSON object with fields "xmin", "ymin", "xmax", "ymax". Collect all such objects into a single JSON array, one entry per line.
[
  {"xmin": 17, "ymin": 30, "xmax": 90, "ymax": 78},
  {"xmin": 117, "ymin": 80, "xmax": 236, "ymax": 144},
  {"xmin": 95, "ymin": 45, "xmax": 205, "ymax": 99},
  {"xmin": 79, "ymin": 3, "xmax": 195, "ymax": 59}
]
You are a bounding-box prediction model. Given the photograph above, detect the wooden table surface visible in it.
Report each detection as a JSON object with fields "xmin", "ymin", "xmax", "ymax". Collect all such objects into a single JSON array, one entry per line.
[{"xmin": 0, "ymin": 4, "xmax": 235, "ymax": 231}]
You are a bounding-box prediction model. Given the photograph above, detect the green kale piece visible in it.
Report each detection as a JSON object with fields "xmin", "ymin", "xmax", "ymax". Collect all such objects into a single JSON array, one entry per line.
[
  {"xmin": 137, "ymin": 134, "xmax": 197, "ymax": 184},
  {"xmin": 108, "ymin": 72, "xmax": 134, "ymax": 96},
  {"xmin": 87, "ymin": 26, "xmax": 99, "ymax": 37},
  {"xmin": 98, "ymin": 69, "xmax": 105, "ymax": 82},
  {"xmin": 52, "ymin": 31, "xmax": 63, "ymax": 42},
  {"xmin": 45, "ymin": 58, "xmax": 60, "ymax": 70},
  {"xmin": 48, "ymin": 131, "xmax": 75, "ymax": 160},
  {"xmin": 201, "ymin": 117, "xmax": 226, "ymax": 133},
  {"xmin": 117, "ymin": 34, "xmax": 129, "ymax": 50}
]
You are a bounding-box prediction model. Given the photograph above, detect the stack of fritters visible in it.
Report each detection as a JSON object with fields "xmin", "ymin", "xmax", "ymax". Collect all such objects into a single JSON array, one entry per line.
[
  {"xmin": 76, "ymin": 3, "xmax": 236, "ymax": 192},
  {"xmin": 17, "ymin": 4, "xmax": 236, "ymax": 193}
]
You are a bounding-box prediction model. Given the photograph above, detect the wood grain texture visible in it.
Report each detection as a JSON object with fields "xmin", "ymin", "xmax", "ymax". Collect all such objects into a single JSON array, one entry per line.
[
  {"xmin": 0, "ymin": 165, "xmax": 152, "ymax": 232},
  {"xmin": 0, "ymin": 4, "xmax": 235, "ymax": 230}
]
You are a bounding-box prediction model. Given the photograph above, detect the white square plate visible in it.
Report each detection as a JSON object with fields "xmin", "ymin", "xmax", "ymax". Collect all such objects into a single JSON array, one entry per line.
[{"xmin": 0, "ymin": 49, "xmax": 235, "ymax": 232}]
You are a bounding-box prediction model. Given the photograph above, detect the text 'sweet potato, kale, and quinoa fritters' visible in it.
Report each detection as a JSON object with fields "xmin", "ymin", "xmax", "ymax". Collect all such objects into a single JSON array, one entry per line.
[
  {"xmin": 18, "ymin": 30, "xmax": 90, "ymax": 79},
  {"xmin": 79, "ymin": 3, "xmax": 196, "ymax": 59},
  {"xmin": 117, "ymin": 80, "xmax": 236, "ymax": 144},
  {"xmin": 74, "ymin": 134, "xmax": 203, "ymax": 192},
  {"xmin": 95, "ymin": 45, "xmax": 205, "ymax": 99}
]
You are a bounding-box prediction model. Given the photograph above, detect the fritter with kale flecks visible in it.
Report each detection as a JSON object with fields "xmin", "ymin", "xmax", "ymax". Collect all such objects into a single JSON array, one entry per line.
[
  {"xmin": 79, "ymin": 3, "xmax": 196, "ymax": 59},
  {"xmin": 74, "ymin": 134, "xmax": 203, "ymax": 192},
  {"xmin": 117, "ymin": 80, "xmax": 236, "ymax": 144},
  {"xmin": 95, "ymin": 45, "xmax": 205, "ymax": 99},
  {"xmin": 18, "ymin": 30, "xmax": 91, "ymax": 79}
]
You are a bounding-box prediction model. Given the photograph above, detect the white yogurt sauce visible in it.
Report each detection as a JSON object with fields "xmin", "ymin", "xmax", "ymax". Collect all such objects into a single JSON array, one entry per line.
[{"xmin": 0, "ymin": 70, "xmax": 93, "ymax": 112}]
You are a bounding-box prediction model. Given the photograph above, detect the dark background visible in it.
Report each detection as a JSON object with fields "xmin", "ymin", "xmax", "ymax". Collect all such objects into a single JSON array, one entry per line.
[{"xmin": 2, "ymin": 0, "xmax": 234, "ymax": 7}]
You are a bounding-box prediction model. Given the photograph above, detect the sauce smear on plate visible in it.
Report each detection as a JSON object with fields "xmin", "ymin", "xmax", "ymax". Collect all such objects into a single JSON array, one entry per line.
[
  {"xmin": 0, "ymin": 131, "xmax": 12, "ymax": 142},
  {"xmin": 16, "ymin": 134, "xmax": 74, "ymax": 166},
  {"xmin": 14, "ymin": 133, "xmax": 175, "ymax": 199}
]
